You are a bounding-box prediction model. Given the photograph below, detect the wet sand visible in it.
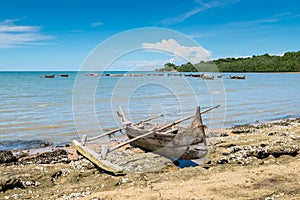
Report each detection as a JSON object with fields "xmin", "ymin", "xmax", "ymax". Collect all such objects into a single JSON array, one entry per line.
[{"xmin": 1, "ymin": 118, "xmax": 300, "ymax": 200}]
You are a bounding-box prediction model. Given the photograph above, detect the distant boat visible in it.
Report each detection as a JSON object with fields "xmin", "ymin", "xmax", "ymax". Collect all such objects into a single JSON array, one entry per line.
[
  {"xmin": 128, "ymin": 74, "xmax": 144, "ymax": 77},
  {"xmin": 191, "ymin": 74, "xmax": 203, "ymax": 77},
  {"xmin": 217, "ymin": 74, "xmax": 222, "ymax": 78},
  {"xmin": 171, "ymin": 74, "xmax": 182, "ymax": 76},
  {"xmin": 105, "ymin": 73, "xmax": 125, "ymax": 76},
  {"xmin": 43, "ymin": 74, "xmax": 55, "ymax": 78},
  {"xmin": 202, "ymin": 74, "xmax": 214, "ymax": 80},
  {"xmin": 86, "ymin": 73, "xmax": 100, "ymax": 77},
  {"xmin": 230, "ymin": 75, "xmax": 246, "ymax": 80},
  {"xmin": 60, "ymin": 74, "xmax": 69, "ymax": 77},
  {"xmin": 150, "ymin": 73, "xmax": 164, "ymax": 76}
]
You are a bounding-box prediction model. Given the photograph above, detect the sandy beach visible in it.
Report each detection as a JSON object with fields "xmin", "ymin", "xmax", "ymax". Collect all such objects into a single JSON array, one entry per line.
[{"xmin": 1, "ymin": 118, "xmax": 300, "ymax": 200}]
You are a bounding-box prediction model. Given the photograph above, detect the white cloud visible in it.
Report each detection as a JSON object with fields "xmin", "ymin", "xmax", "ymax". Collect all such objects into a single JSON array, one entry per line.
[
  {"xmin": 142, "ymin": 39, "xmax": 211, "ymax": 64},
  {"xmin": 162, "ymin": 0, "xmax": 240, "ymax": 25},
  {"xmin": 91, "ymin": 22, "xmax": 104, "ymax": 28},
  {"xmin": 0, "ymin": 25, "xmax": 40, "ymax": 32},
  {"xmin": 188, "ymin": 31, "xmax": 215, "ymax": 39},
  {"xmin": 0, "ymin": 19, "xmax": 53, "ymax": 48},
  {"xmin": 227, "ymin": 12, "xmax": 300, "ymax": 27}
]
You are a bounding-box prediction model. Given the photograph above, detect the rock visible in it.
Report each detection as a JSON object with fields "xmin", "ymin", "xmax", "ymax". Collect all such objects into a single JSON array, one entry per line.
[
  {"xmin": 69, "ymin": 158, "xmax": 94, "ymax": 170},
  {"xmin": 106, "ymin": 149, "xmax": 175, "ymax": 173},
  {"xmin": 19, "ymin": 149, "xmax": 69, "ymax": 165},
  {"xmin": 263, "ymin": 155, "xmax": 277, "ymax": 164},
  {"xmin": 206, "ymin": 131, "xmax": 229, "ymax": 138},
  {"xmin": 215, "ymin": 137, "xmax": 299, "ymax": 166},
  {"xmin": 51, "ymin": 168, "xmax": 71, "ymax": 181},
  {"xmin": 266, "ymin": 131, "xmax": 279, "ymax": 136},
  {"xmin": 268, "ymin": 138, "xmax": 299, "ymax": 157},
  {"xmin": 222, "ymin": 149, "xmax": 231, "ymax": 155},
  {"xmin": 0, "ymin": 178, "xmax": 25, "ymax": 192},
  {"xmin": 217, "ymin": 157, "xmax": 229, "ymax": 164},
  {"xmin": 273, "ymin": 120, "xmax": 291, "ymax": 126},
  {"xmin": 0, "ymin": 150, "xmax": 17, "ymax": 164},
  {"xmin": 39, "ymin": 142, "xmax": 53, "ymax": 147},
  {"xmin": 232, "ymin": 124, "xmax": 257, "ymax": 134},
  {"xmin": 21, "ymin": 180, "xmax": 40, "ymax": 187},
  {"xmin": 15, "ymin": 152, "xmax": 29, "ymax": 160}
]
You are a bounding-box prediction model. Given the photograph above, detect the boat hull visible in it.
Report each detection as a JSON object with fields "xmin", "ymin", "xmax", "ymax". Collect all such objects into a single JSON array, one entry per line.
[{"xmin": 125, "ymin": 126, "xmax": 208, "ymax": 160}]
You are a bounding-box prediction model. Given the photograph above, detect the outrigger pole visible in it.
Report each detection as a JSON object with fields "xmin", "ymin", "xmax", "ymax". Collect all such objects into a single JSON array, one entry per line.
[{"xmin": 85, "ymin": 113, "xmax": 164, "ymax": 142}]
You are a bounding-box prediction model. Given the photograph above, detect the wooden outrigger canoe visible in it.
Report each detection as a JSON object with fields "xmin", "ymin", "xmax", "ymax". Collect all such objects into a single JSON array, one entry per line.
[
  {"xmin": 43, "ymin": 74, "xmax": 55, "ymax": 78},
  {"xmin": 230, "ymin": 75, "xmax": 246, "ymax": 79},
  {"xmin": 118, "ymin": 106, "xmax": 211, "ymax": 160},
  {"xmin": 201, "ymin": 74, "xmax": 214, "ymax": 80},
  {"xmin": 72, "ymin": 105, "xmax": 219, "ymax": 174}
]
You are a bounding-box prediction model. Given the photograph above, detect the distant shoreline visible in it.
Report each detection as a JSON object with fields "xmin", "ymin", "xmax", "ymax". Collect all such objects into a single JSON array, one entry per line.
[
  {"xmin": 270, "ymin": 71, "xmax": 300, "ymax": 74},
  {"xmin": 0, "ymin": 70, "xmax": 299, "ymax": 74}
]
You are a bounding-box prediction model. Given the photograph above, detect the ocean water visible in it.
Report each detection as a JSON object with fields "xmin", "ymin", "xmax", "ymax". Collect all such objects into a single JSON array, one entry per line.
[{"xmin": 0, "ymin": 71, "xmax": 299, "ymax": 150}]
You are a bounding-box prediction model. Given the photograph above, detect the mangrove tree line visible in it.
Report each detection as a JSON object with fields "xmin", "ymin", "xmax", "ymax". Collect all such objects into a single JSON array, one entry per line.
[{"xmin": 157, "ymin": 51, "xmax": 300, "ymax": 72}]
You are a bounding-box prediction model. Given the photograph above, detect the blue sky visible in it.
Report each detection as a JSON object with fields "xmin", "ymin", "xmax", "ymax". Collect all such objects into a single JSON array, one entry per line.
[{"xmin": 0, "ymin": 0, "xmax": 300, "ymax": 71}]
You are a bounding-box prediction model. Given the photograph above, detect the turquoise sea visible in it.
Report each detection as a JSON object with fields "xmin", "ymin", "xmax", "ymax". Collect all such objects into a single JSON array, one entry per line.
[{"xmin": 0, "ymin": 71, "xmax": 299, "ymax": 150}]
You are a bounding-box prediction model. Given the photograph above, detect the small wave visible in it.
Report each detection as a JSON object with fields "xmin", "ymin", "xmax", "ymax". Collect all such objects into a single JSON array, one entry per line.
[
  {"xmin": 38, "ymin": 104, "xmax": 49, "ymax": 107},
  {"xmin": 0, "ymin": 109, "xmax": 16, "ymax": 113},
  {"xmin": 208, "ymin": 90, "xmax": 223, "ymax": 94},
  {"xmin": 2, "ymin": 94, "xmax": 36, "ymax": 99}
]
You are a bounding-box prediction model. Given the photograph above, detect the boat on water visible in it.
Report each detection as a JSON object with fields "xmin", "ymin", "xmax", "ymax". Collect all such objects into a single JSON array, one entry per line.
[
  {"xmin": 43, "ymin": 74, "xmax": 55, "ymax": 78},
  {"xmin": 230, "ymin": 75, "xmax": 246, "ymax": 80},
  {"xmin": 105, "ymin": 73, "xmax": 127, "ymax": 76},
  {"xmin": 86, "ymin": 73, "xmax": 100, "ymax": 77},
  {"xmin": 60, "ymin": 74, "xmax": 69, "ymax": 77},
  {"xmin": 191, "ymin": 74, "xmax": 203, "ymax": 77},
  {"xmin": 202, "ymin": 74, "xmax": 214, "ymax": 80},
  {"xmin": 72, "ymin": 105, "xmax": 219, "ymax": 174}
]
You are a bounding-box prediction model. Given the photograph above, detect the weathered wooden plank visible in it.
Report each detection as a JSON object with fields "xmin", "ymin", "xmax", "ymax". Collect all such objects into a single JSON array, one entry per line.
[
  {"xmin": 81, "ymin": 135, "xmax": 87, "ymax": 145},
  {"xmin": 72, "ymin": 140, "xmax": 124, "ymax": 175}
]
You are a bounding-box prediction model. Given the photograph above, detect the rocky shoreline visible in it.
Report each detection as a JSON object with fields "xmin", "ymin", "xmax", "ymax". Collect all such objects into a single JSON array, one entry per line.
[{"xmin": 1, "ymin": 118, "xmax": 300, "ymax": 199}]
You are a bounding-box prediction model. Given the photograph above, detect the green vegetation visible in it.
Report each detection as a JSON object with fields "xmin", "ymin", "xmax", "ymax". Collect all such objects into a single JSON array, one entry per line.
[
  {"xmin": 157, "ymin": 51, "xmax": 300, "ymax": 72},
  {"xmin": 156, "ymin": 62, "xmax": 198, "ymax": 72},
  {"xmin": 156, "ymin": 63, "xmax": 177, "ymax": 72}
]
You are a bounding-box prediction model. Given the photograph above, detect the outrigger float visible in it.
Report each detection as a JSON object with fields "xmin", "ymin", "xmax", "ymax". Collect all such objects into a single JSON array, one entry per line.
[{"xmin": 72, "ymin": 105, "xmax": 219, "ymax": 175}]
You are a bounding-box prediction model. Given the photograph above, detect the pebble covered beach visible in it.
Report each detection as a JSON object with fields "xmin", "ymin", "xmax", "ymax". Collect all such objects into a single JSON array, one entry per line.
[{"xmin": 1, "ymin": 118, "xmax": 299, "ymax": 200}]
